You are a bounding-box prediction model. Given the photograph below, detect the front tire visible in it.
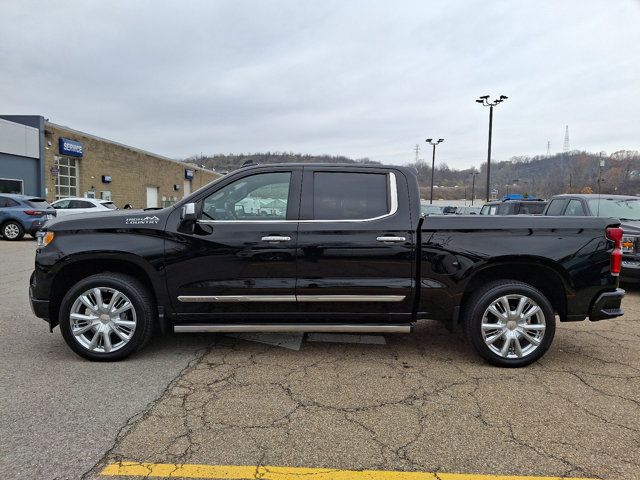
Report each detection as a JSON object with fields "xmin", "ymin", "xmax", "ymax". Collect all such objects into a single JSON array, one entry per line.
[
  {"xmin": 2, "ymin": 221, "xmax": 24, "ymax": 241},
  {"xmin": 463, "ymin": 280, "xmax": 556, "ymax": 367},
  {"xmin": 59, "ymin": 273, "xmax": 155, "ymax": 361}
]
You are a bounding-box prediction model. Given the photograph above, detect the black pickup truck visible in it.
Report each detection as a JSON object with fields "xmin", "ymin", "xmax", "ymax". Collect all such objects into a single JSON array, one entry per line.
[{"xmin": 30, "ymin": 164, "xmax": 625, "ymax": 367}]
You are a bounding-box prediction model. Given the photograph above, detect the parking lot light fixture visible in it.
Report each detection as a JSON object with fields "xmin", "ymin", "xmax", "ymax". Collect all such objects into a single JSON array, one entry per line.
[
  {"xmin": 476, "ymin": 94, "xmax": 508, "ymax": 202},
  {"xmin": 425, "ymin": 138, "xmax": 445, "ymax": 204}
]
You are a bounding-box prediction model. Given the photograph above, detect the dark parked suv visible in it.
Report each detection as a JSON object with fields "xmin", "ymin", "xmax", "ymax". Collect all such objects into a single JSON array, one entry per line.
[
  {"xmin": 544, "ymin": 194, "xmax": 640, "ymax": 281},
  {"xmin": 0, "ymin": 194, "xmax": 55, "ymax": 240},
  {"xmin": 480, "ymin": 199, "xmax": 547, "ymax": 215}
]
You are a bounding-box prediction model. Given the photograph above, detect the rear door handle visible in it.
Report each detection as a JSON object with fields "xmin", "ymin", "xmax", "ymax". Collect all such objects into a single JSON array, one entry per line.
[
  {"xmin": 376, "ymin": 236, "xmax": 406, "ymax": 243},
  {"xmin": 261, "ymin": 236, "xmax": 291, "ymax": 242}
]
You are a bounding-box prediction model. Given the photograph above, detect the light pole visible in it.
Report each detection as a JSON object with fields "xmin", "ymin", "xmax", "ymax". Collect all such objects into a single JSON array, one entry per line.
[
  {"xmin": 476, "ymin": 94, "xmax": 508, "ymax": 202},
  {"xmin": 469, "ymin": 172, "xmax": 479, "ymax": 205},
  {"xmin": 425, "ymin": 138, "xmax": 444, "ymax": 204}
]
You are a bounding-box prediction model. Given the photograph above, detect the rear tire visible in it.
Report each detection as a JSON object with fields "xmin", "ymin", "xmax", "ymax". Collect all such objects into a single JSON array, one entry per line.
[
  {"xmin": 462, "ymin": 280, "xmax": 556, "ymax": 367},
  {"xmin": 59, "ymin": 272, "xmax": 155, "ymax": 361},
  {"xmin": 2, "ymin": 221, "xmax": 24, "ymax": 241}
]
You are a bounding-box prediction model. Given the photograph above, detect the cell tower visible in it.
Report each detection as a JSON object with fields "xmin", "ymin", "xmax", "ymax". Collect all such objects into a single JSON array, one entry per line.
[
  {"xmin": 547, "ymin": 140, "xmax": 551, "ymax": 156},
  {"xmin": 414, "ymin": 144, "xmax": 420, "ymax": 164},
  {"xmin": 563, "ymin": 125, "xmax": 570, "ymax": 153}
]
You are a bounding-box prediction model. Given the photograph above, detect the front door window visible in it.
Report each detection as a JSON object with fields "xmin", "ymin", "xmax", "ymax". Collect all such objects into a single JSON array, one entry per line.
[{"xmin": 201, "ymin": 172, "xmax": 291, "ymax": 221}]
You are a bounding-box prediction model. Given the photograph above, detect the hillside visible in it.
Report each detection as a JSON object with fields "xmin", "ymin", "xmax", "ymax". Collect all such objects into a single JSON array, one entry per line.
[
  {"xmin": 184, "ymin": 152, "xmax": 378, "ymax": 173},
  {"xmin": 410, "ymin": 150, "xmax": 640, "ymax": 200},
  {"xmin": 183, "ymin": 150, "xmax": 640, "ymax": 200}
]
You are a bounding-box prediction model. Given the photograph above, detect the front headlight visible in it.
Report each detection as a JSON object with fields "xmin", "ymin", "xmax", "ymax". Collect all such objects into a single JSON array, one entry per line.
[
  {"xmin": 621, "ymin": 236, "xmax": 636, "ymax": 253},
  {"xmin": 37, "ymin": 231, "xmax": 55, "ymax": 248}
]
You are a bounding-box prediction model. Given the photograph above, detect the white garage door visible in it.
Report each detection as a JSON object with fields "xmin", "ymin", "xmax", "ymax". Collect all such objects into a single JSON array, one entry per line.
[
  {"xmin": 183, "ymin": 179, "xmax": 192, "ymax": 197},
  {"xmin": 146, "ymin": 186, "xmax": 159, "ymax": 208}
]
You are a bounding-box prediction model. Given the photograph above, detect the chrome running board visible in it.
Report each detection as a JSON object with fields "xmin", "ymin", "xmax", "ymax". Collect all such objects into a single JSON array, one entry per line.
[{"xmin": 174, "ymin": 323, "xmax": 412, "ymax": 334}]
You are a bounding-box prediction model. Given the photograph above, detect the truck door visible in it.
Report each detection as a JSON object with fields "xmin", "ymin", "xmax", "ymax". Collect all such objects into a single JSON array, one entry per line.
[
  {"xmin": 295, "ymin": 167, "xmax": 415, "ymax": 321},
  {"xmin": 164, "ymin": 167, "xmax": 301, "ymax": 319}
]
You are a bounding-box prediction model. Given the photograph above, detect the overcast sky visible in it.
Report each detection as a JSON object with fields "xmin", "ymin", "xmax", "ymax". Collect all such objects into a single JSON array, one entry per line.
[{"xmin": 2, "ymin": 0, "xmax": 639, "ymax": 168}]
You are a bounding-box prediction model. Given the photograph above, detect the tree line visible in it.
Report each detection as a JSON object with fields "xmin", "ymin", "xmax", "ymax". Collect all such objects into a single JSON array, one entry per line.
[
  {"xmin": 184, "ymin": 152, "xmax": 378, "ymax": 173},
  {"xmin": 184, "ymin": 150, "xmax": 640, "ymax": 200},
  {"xmin": 409, "ymin": 150, "xmax": 640, "ymax": 200}
]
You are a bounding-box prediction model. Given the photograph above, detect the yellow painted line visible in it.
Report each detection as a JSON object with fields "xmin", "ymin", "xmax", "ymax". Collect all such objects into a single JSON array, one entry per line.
[{"xmin": 100, "ymin": 461, "xmax": 596, "ymax": 480}]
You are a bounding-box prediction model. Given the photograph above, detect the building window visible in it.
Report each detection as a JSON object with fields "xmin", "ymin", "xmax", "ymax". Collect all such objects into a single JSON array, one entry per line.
[
  {"xmin": 0, "ymin": 178, "xmax": 24, "ymax": 194},
  {"xmin": 55, "ymin": 157, "xmax": 79, "ymax": 199}
]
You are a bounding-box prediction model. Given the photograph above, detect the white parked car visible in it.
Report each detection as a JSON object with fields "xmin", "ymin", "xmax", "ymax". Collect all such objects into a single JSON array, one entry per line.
[{"xmin": 50, "ymin": 197, "xmax": 118, "ymax": 217}]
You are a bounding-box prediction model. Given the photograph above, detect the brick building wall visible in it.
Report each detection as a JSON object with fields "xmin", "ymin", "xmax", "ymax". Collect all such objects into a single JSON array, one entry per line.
[{"xmin": 43, "ymin": 122, "xmax": 219, "ymax": 208}]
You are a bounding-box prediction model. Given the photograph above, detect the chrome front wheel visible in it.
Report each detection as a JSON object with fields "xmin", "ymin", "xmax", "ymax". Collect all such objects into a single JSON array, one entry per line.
[
  {"xmin": 59, "ymin": 272, "xmax": 155, "ymax": 361},
  {"xmin": 70, "ymin": 287, "xmax": 137, "ymax": 353}
]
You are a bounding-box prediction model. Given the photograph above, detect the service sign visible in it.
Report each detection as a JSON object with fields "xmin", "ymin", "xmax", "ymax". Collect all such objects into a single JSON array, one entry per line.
[
  {"xmin": 59, "ymin": 137, "xmax": 83, "ymax": 157},
  {"xmin": 185, "ymin": 169, "xmax": 194, "ymax": 180}
]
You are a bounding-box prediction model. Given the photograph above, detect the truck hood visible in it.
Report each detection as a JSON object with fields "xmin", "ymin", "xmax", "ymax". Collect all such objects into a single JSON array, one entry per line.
[
  {"xmin": 620, "ymin": 221, "xmax": 640, "ymax": 235},
  {"xmin": 45, "ymin": 208, "xmax": 171, "ymax": 231}
]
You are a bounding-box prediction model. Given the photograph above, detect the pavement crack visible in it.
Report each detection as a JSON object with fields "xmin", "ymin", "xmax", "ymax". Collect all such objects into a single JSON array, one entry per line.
[{"xmin": 80, "ymin": 341, "xmax": 216, "ymax": 479}]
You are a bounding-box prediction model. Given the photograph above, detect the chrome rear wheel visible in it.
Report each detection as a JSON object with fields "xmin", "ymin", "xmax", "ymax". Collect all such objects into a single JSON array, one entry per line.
[
  {"xmin": 480, "ymin": 294, "xmax": 546, "ymax": 359},
  {"xmin": 464, "ymin": 280, "xmax": 556, "ymax": 367}
]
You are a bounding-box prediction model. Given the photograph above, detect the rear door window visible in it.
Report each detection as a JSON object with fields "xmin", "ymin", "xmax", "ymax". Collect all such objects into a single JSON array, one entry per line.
[
  {"xmin": 564, "ymin": 199, "xmax": 586, "ymax": 216},
  {"xmin": 312, "ymin": 172, "xmax": 389, "ymax": 220},
  {"xmin": 520, "ymin": 202, "xmax": 546, "ymax": 214},
  {"xmin": 545, "ymin": 199, "xmax": 566, "ymax": 215},
  {"xmin": 496, "ymin": 203, "xmax": 513, "ymax": 215},
  {"xmin": 68, "ymin": 200, "xmax": 96, "ymax": 209}
]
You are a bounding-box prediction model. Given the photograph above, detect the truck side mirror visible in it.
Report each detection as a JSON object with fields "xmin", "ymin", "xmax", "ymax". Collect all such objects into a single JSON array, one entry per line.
[{"xmin": 181, "ymin": 202, "xmax": 197, "ymax": 221}]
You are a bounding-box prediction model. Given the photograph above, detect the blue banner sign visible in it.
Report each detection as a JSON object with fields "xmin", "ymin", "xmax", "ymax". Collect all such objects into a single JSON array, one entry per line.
[
  {"xmin": 59, "ymin": 137, "xmax": 83, "ymax": 157},
  {"xmin": 185, "ymin": 169, "xmax": 194, "ymax": 180}
]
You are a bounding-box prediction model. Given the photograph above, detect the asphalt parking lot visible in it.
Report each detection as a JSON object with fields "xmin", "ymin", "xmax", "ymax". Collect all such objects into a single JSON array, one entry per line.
[{"xmin": 1, "ymin": 240, "xmax": 639, "ymax": 480}]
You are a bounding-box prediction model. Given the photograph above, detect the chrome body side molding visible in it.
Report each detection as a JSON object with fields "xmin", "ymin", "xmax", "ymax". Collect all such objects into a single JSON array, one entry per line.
[
  {"xmin": 177, "ymin": 294, "xmax": 406, "ymax": 303},
  {"xmin": 296, "ymin": 295, "xmax": 405, "ymax": 302},
  {"xmin": 174, "ymin": 323, "xmax": 412, "ymax": 333},
  {"xmin": 177, "ymin": 295, "xmax": 297, "ymax": 303}
]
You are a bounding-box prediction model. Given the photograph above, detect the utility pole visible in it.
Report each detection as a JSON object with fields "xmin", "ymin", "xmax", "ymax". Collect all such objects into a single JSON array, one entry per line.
[
  {"xmin": 597, "ymin": 154, "xmax": 605, "ymax": 196},
  {"xmin": 469, "ymin": 172, "xmax": 479, "ymax": 206},
  {"xmin": 476, "ymin": 95, "xmax": 508, "ymax": 202},
  {"xmin": 425, "ymin": 138, "xmax": 444, "ymax": 204}
]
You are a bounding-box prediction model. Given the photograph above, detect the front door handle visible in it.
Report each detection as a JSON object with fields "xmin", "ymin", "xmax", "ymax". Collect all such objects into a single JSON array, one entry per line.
[
  {"xmin": 376, "ymin": 236, "xmax": 406, "ymax": 243},
  {"xmin": 261, "ymin": 236, "xmax": 291, "ymax": 242}
]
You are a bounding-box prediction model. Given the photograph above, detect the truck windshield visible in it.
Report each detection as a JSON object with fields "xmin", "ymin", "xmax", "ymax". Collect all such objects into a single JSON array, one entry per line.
[{"xmin": 586, "ymin": 198, "xmax": 640, "ymax": 220}]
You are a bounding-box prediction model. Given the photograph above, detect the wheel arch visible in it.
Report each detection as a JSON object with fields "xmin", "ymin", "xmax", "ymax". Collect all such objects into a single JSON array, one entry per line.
[
  {"xmin": 48, "ymin": 253, "xmax": 167, "ymax": 329},
  {"xmin": 459, "ymin": 258, "xmax": 569, "ymax": 323}
]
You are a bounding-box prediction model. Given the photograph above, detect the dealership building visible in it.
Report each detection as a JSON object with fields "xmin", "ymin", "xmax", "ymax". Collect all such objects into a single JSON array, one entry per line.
[{"xmin": 0, "ymin": 115, "xmax": 218, "ymax": 208}]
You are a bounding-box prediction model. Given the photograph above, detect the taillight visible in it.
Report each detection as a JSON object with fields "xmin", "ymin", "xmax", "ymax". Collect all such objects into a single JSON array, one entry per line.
[
  {"xmin": 24, "ymin": 210, "xmax": 44, "ymax": 216},
  {"xmin": 606, "ymin": 227, "xmax": 623, "ymax": 276}
]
